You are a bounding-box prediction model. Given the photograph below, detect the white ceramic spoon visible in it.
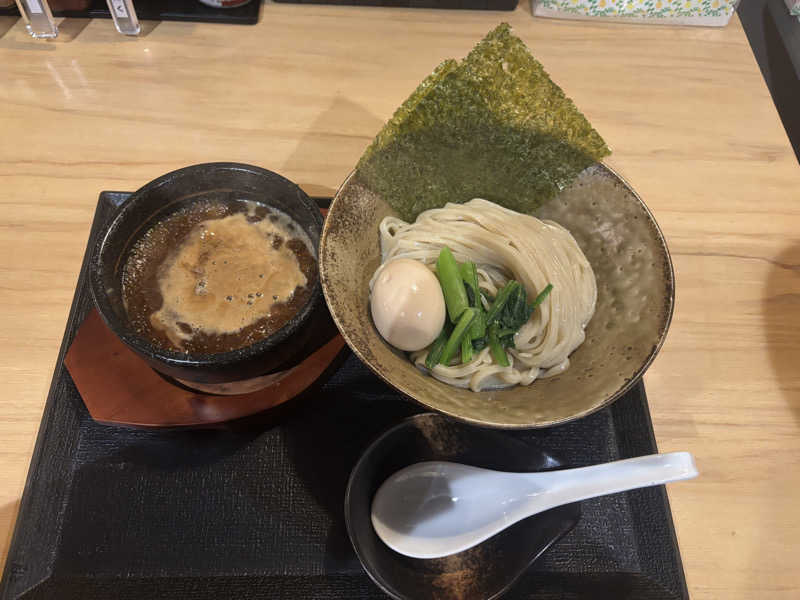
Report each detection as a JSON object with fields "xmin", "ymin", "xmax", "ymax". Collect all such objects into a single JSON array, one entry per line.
[{"xmin": 371, "ymin": 452, "xmax": 698, "ymax": 559}]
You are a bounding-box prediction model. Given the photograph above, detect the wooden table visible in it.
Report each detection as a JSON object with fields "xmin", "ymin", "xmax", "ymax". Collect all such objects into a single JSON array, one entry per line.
[{"xmin": 1, "ymin": 3, "xmax": 798, "ymax": 599}]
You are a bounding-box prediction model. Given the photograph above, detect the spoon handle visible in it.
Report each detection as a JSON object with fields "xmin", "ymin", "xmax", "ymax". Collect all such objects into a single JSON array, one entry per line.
[{"xmin": 530, "ymin": 452, "xmax": 697, "ymax": 509}]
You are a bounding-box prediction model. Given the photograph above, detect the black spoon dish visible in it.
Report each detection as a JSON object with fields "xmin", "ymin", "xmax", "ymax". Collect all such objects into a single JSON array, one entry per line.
[{"xmin": 344, "ymin": 413, "xmax": 581, "ymax": 600}]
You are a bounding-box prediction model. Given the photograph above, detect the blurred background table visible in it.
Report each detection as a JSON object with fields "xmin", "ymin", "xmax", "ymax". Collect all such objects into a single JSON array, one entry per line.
[{"xmin": 1, "ymin": 3, "xmax": 798, "ymax": 599}]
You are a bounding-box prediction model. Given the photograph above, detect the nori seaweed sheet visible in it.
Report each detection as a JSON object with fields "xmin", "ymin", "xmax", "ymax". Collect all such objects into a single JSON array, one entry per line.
[{"xmin": 356, "ymin": 23, "xmax": 611, "ymax": 221}]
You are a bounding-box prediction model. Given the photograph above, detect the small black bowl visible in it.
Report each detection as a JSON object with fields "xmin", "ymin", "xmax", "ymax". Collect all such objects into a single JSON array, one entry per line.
[
  {"xmin": 345, "ymin": 413, "xmax": 581, "ymax": 600},
  {"xmin": 89, "ymin": 162, "xmax": 324, "ymax": 385}
]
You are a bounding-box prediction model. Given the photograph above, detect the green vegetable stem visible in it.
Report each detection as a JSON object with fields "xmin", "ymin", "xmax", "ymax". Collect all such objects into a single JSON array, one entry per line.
[
  {"xmin": 425, "ymin": 325, "xmax": 451, "ymax": 370},
  {"xmin": 440, "ymin": 308, "xmax": 477, "ymax": 366},
  {"xmin": 436, "ymin": 246, "xmax": 469, "ymax": 322},
  {"xmin": 488, "ymin": 324, "xmax": 510, "ymax": 367},
  {"xmin": 461, "ymin": 335, "xmax": 474, "ymax": 364},
  {"xmin": 459, "ymin": 261, "xmax": 486, "ymax": 340},
  {"xmin": 459, "ymin": 261, "xmax": 480, "ymax": 306},
  {"xmin": 530, "ymin": 283, "xmax": 553, "ymax": 309}
]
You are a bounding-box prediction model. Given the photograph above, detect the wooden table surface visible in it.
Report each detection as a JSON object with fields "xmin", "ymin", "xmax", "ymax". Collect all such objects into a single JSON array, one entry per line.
[{"xmin": 1, "ymin": 3, "xmax": 799, "ymax": 598}]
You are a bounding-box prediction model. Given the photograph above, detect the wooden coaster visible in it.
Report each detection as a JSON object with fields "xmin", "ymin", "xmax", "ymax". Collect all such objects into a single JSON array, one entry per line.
[{"xmin": 64, "ymin": 309, "xmax": 346, "ymax": 428}]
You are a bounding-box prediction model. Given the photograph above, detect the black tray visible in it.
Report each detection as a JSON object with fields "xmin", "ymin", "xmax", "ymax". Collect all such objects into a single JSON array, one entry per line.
[
  {"xmin": 0, "ymin": 191, "xmax": 689, "ymax": 600},
  {"xmin": 0, "ymin": 1, "xmax": 260, "ymax": 24}
]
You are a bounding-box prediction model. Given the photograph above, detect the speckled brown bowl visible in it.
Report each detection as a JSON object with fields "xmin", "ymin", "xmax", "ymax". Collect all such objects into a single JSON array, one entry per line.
[{"xmin": 319, "ymin": 164, "xmax": 674, "ymax": 428}]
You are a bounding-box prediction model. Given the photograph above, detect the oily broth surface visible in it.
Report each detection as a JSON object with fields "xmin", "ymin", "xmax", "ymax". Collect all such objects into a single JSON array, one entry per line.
[{"xmin": 121, "ymin": 199, "xmax": 317, "ymax": 354}]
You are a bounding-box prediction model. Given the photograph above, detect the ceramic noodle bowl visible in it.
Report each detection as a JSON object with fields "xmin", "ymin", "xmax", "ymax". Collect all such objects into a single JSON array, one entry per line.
[{"xmin": 320, "ymin": 164, "xmax": 674, "ymax": 428}]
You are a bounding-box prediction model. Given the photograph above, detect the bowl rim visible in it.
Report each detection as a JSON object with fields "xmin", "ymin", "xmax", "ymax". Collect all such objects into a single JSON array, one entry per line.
[
  {"xmin": 89, "ymin": 161, "xmax": 324, "ymax": 370},
  {"xmin": 320, "ymin": 163, "xmax": 675, "ymax": 429},
  {"xmin": 343, "ymin": 412, "xmax": 581, "ymax": 600}
]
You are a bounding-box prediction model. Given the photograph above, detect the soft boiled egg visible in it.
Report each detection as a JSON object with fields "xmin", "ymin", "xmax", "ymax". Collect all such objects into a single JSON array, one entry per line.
[{"xmin": 370, "ymin": 258, "xmax": 446, "ymax": 352}]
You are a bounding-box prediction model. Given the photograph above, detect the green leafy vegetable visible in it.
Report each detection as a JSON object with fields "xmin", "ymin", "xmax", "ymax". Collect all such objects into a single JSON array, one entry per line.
[
  {"xmin": 425, "ymin": 247, "xmax": 554, "ymax": 370},
  {"xmin": 470, "ymin": 309, "xmax": 487, "ymax": 342},
  {"xmin": 486, "ymin": 281, "xmax": 521, "ymax": 326},
  {"xmin": 497, "ymin": 284, "xmax": 531, "ymax": 332}
]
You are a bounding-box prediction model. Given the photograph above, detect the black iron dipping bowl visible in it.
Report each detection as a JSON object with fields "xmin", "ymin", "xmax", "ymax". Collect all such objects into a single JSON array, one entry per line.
[
  {"xmin": 89, "ymin": 162, "xmax": 325, "ymax": 384},
  {"xmin": 345, "ymin": 413, "xmax": 581, "ymax": 600}
]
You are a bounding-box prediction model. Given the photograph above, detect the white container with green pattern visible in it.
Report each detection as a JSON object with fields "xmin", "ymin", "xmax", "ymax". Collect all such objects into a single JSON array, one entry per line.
[{"xmin": 532, "ymin": 0, "xmax": 740, "ymax": 27}]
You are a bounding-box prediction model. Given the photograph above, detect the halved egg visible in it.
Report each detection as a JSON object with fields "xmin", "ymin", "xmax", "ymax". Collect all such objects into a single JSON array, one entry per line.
[{"xmin": 370, "ymin": 258, "xmax": 446, "ymax": 352}]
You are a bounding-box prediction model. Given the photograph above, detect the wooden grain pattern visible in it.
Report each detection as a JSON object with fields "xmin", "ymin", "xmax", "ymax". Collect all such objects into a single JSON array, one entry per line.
[
  {"xmin": 0, "ymin": 4, "xmax": 798, "ymax": 599},
  {"xmin": 64, "ymin": 308, "xmax": 346, "ymax": 426}
]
